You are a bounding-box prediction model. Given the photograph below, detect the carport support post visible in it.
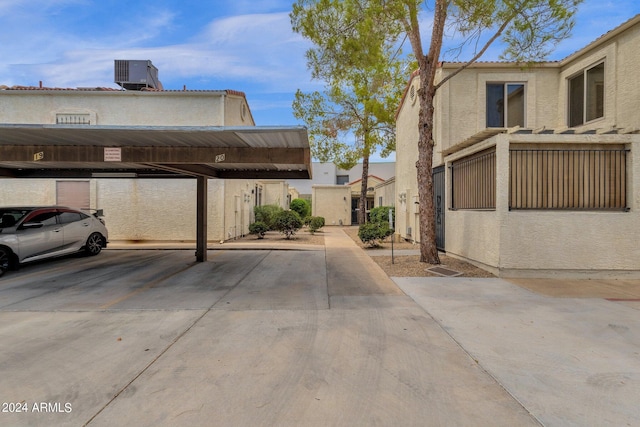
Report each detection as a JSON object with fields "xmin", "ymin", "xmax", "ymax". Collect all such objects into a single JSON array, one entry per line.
[{"xmin": 196, "ymin": 176, "xmax": 208, "ymax": 262}]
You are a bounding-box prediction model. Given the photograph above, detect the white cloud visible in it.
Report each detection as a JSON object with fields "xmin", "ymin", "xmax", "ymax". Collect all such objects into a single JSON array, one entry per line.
[{"xmin": 0, "ymin": 8, "xmax": 315, "ymax": 94}]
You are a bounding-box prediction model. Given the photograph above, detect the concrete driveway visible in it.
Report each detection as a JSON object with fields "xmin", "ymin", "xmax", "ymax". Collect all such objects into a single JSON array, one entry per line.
[{"xmin": 0, "ymin": 228, "xmax": 638, "ymax": 426}]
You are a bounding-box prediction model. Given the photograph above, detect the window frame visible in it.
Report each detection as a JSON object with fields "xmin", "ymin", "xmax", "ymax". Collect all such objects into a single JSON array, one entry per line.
[
  {"xmin": 486, "ymin": 82, "xmax": 527, "ymax": 128},
  {"xmin": 567, "ymin": 60, "xmax": 605, "ymax": 127}
]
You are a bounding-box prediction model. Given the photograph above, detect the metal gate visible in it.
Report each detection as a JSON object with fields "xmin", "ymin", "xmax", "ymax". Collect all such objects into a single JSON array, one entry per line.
[{"xmin": 432, "ymin": 166, "xmax": 445, "ymax": 251}]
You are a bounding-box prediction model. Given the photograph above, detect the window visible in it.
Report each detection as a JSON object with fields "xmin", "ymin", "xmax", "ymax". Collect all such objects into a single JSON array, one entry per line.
[
  {"xmin": 56, "ymin": 113, "xmax": 91, "ymax": 125},
  {"xmin": 336, "ymin": 175, "xmax": 349, "ymax": 185},
  {"xmin": 450, "ymin": 148, "xmax": 496, "ymax": 210},
  {"xmin": 254, "ymin": 185, "xmax": 262, "ymax": 206},
  {"xmin": 509, "ymin": 147, "xmax": 627, "ymax": 210},
  {"xmin": 486, "ymin": 83, "xmax": 525, "ymax": 128},
  {"xmin": 59, "ymin": 212, "xmax": 87, "ymax": 224},
  {"xmin": 25, "ymin": 212, "xmax": 58, "ymax": 226},
  {"xmin": 568, "ymin": 62, "xmax": 604, "ymax": 127}
]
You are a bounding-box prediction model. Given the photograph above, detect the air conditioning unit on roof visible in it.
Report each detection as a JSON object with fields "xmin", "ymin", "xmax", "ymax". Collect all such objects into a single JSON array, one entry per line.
[{"xmin": 114, "ymin": 60, "xmax": 163, "ymax": 91}]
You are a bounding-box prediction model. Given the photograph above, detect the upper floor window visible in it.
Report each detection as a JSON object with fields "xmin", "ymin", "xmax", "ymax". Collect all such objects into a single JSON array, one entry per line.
[
  {"xmin": 568, "ymin": 62, "xmax": 604, "ymax": 127},
  {"xmin": 486, "ymin": 83, "xmax": 525, "ymax": 128},
  {"xmin": 336, "ymin": 175, "xmax": 349, "ymax": 185}
]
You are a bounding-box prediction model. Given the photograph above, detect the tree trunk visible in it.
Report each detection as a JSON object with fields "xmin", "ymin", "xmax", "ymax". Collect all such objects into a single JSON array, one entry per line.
[
  {"xmin": 358, "ymin": 153, "xmax": 370, "ymax": 224},
  {"xmin": 408, "ymin": 0, "xmax": 446, "ymax": 265},
  {"xmin": 416, "ymin": 73, "xmax": 440, "ymax": 264}
]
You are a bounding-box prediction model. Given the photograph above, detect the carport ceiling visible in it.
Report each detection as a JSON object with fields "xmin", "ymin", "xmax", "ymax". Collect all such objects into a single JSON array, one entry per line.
[{"xmin": 0, "ymin": 124, "xmax": 312, "ymax": 179}]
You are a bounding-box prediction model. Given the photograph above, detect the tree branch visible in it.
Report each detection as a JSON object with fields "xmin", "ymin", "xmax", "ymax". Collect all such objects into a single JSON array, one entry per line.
[{"xmin": 434, "ymin": 8, "xmax": 518, "ymax": 91}]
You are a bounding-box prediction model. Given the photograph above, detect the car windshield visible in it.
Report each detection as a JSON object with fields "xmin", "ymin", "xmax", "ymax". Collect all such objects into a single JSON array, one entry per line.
[{"xmin": 0, "ymin": 209, "xmax": 31, "ymax": 228}]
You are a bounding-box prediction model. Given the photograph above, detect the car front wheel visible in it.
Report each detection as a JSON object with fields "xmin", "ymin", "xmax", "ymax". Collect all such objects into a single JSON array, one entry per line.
[
  {"xmin": 0, "ymin": 247, "xmax": 11, "ymax": 276},
  {"xmin": 85, "ymin": 233, "xmax": 104, "ymax": 256}
]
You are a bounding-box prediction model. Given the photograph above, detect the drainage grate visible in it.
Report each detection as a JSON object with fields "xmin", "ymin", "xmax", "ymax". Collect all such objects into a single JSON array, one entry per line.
[{"xmin": 427, "ymin": 266, "xmax": 462, "ymax": 277}]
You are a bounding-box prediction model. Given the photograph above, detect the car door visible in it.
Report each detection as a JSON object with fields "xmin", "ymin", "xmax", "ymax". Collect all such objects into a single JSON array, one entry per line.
[
  {"xmin": 17, "ymin": 210, "xmax": 65, "ymax": 262},
  {"xmin": 58, "ymin": 210, "xmax": 92, "ymax": 251}
]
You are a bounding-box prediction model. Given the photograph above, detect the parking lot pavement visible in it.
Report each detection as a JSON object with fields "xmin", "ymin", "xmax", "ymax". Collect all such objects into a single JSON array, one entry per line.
[
  {"xmin": 395, "ymin": 276, "xmax": 640, "ymax": 427},
  {"xmin": 0, "ymin": 231, "xmax": 541, "ymax": 427},
  {"xmin": 8, "ymin": 228, "xmax": 637, "ymax": 426}
]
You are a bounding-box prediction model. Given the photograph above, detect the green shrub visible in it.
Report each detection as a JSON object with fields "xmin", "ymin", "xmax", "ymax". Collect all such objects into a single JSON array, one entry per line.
[
  {"xmin": 248, "ymin": 221, "xmax": 268, "ymax": 239},
  {"xmin": 369, "ymin": 206, "xmax": 395, "ymax": 226},
  {"xmin": 358, "ymin": 222, "xmax": 393, "ymax": 247},
  {"xmin": 274, "ymin": 210, "xmax": 303, "ymax": 239},
  {"xmin": 290, "ymin": 198, "xmax": 311, "ymax": 219},
  {"xmin": 254, "ymin": 204, "xmax": 283, "ymax": 230},
  {"xmin": 308, "ymin": 216, "xmax": 325, "ymax": 234}
]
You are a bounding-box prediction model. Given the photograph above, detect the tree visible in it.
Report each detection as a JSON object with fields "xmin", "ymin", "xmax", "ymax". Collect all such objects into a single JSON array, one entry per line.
[
  {"xmin": 291, "ymin": 0, "xmax": 411, "ymax": 224},
  {"xmin": 392, "ymin": 0, "xmax": 581, "ymax": 264},
  {"xmin": 290, "ymin": 198, "xmax": 311, "ymax": 220}
]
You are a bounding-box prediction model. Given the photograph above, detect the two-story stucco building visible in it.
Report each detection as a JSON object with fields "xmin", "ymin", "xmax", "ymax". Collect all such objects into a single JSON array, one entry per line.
[{"xmin": 395, "ymin": 14, "xmax": 640, "ymax": 278}]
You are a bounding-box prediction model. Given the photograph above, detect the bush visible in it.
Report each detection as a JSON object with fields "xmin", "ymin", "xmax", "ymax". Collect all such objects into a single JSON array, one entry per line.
[
  {"xmin": 358, "ymin": 222, "xmax": 393, "ymax": 247},
  {"xmin": 254, "ymin": 204, "xmax": 283, "ymax": 230},
  {"xmin": 273, "ymin": 210, "xmax": 303, "ymax": 239},
  {"xmin": 369, "ymin": 206, "xmax": 395, "ymax": 226},
  {"xmin": 308, "ymin": 216, "xmax": 325, "ymax": 234},
  {"xmin": 248, "ymin": 221, "xmax": 268, "ymax": 239},
  {"xmin": 290, "ymin": 198, "xmax": 311, "ymax": 219}
]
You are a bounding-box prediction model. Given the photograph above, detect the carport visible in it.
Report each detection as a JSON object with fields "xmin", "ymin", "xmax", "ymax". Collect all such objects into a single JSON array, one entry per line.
[{"xmin": 0, "ymin": 124, "xmax": 311, "ymax": 261}]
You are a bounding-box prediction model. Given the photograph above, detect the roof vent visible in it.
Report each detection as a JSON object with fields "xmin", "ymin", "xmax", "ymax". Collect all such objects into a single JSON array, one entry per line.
[{"xmin": 114, "ymin": 60, "xmax": 163, "ymax": 90}]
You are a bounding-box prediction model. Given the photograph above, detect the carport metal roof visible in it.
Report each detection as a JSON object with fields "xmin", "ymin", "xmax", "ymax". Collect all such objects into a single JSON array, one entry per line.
[
  {"xmin": 0, "ymin": 124, "xmax": 312, "ymax": 179},
  {"xmin": 0, "ymin": 123, "xmax": 312, "ymax": 263}
]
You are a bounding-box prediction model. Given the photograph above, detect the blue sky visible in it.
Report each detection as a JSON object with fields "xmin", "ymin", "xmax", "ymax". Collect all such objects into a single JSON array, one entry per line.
[{"xmin": 1, "ymin": 0, "xmax": 639, "ymax": 159}]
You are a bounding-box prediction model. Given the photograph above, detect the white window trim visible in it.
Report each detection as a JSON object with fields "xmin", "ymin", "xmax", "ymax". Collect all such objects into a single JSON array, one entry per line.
[
  {"xmin": 486, "ymin": 81, "xmax": 527, "ymax": 128},
  {"xmin": 567, "ymin": 60, "xmax": 606, "ymax": 127}
]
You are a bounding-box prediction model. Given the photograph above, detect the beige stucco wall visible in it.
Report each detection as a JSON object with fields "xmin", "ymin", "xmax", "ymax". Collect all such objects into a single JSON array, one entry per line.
[
  {"xmin": 349, "ymin": 175, "xmax": 385, "ymax": 196},
  {"xmin": 223, "ymin": 93, "xmax": 256, "ymax": 126},
  {"xmin": 99, "ymin": 179, "xmax": 238, "ymax": 242},
  {"xmin": 262, "ymin": 181, "xmax": 290, "ymax": 208},
  {"xmin": 558, "ymin": 22, "xmax": 640, "ymax": 131},
  {"xmin": 288, "ymin": 187, "xmax": 300, "ymax": 202},
  {"xmin": 312, "ymin": 185, "xmax": 351, "ymax": 226},
  {"xmin": 614, "ymin": 22, "xmax": 640, "ymax": 130},
  {"xmin": 0, "ymin": 90, "xmax": 238, "ymax": 126},
  {"xmin": 395, "ymin": 75, "xmax": 420, "ymax": 241},
  {"xmin": 0, "ymin": 179, "xmax": 64, "ymax": 206},
  {"xmin": 436, "ymin": 64, "xmax": 560, "ymax": 153},
  {"xmin": 98, "ymin": 179, "xmax": 204, "ymax": 241},
  {"xmin": 222, "ymin": 180, "xmax": 257, "ymax": 241},
  {"xmin": 374, "ymin": 177, "xmax": 395, "ymax": 207}
]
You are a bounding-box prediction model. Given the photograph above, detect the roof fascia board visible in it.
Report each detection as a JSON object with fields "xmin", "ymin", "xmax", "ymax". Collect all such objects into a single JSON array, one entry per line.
[{"xmin": 560, "ymin": 14, "xmax": 640, "ymax": 66}]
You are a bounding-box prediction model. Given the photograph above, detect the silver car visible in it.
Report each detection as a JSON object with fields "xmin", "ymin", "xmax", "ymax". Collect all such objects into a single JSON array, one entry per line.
[{"xmin": 0, "ymin": 206, "xmax": 108, "ymax": 276}]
